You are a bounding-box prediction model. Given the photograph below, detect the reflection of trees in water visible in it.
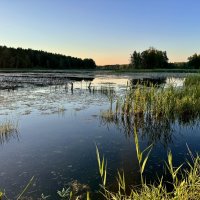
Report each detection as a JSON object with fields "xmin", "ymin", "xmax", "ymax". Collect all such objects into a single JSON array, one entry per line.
[
  {"xmin": 100, "ymin": 79, "xmax": 200, "ymax": 147},
  {"xmin": 100, "ymin": 111, "xmax": 172, "ymax": 146},
  {"xmin": 100, "ymin": 110, "xmax": 199, "ymax": 147},
  {"xmin": 130, "ymin": 77, "xmax": 166, "ymax": 87},
  {"xmin": 0, "ymin": 74, "xmax": 95, "ymax": 90}
]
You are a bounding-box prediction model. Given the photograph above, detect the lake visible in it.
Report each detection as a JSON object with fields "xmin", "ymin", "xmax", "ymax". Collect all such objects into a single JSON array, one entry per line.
[{"xmin": 0, "ymin": 71, "xmax": 199, "ymax": 199}]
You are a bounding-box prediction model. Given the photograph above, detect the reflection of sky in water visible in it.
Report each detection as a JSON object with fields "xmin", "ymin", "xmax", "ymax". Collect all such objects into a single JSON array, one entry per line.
[
  {"xmin": 0, "ymin": 72, "xmax": 199, "ymax": 199},
  {"xmin": 165, "ymin": 77, "xmax": 185, "ymax": 87},
  {"xmin": 0, "ymin": 75, "xmax": 185, "ymax": 116},
  {"xmin": 92, "ymin": 76, "xmax": 130, "ymax": 86}
]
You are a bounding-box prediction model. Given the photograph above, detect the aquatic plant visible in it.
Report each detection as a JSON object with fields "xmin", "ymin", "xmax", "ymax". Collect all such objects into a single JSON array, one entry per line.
[
  {"xmin": 57, "ymin": 188, "xmax": 72, "ymax": 199},
  {"xmin": 96, "ymin": 129, "xmax": 200, "ymax": 200},
  {"xmin": 0, "ymin": 120, "xmax": 19, "ymax": 144},
  {"xmin": 184, "ymin": 74, "xmax": 200, "ymax": 87},
  {"xmin": 0, "ymin": 176, "xmax": 34, "ymax": 200},
  {"xmin": 101, "ymin": 75, "xmax": 200, "ymax": 145},
  {"xmin": 98, "ymin": 77, "xmax": 200, "ymax": 198},
  {"xmin": 57, "ymin": 181, "xmax": 90, "ymax": 200},
  {"xmin": 56, "ymin": 106, "xmax": 66, "ymax": 115}
]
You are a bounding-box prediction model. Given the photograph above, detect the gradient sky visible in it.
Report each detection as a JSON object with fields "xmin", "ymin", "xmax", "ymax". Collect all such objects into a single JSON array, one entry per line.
[{"xmin": 0, "ymin": 0, "xmax": 200, "ymax": 65}]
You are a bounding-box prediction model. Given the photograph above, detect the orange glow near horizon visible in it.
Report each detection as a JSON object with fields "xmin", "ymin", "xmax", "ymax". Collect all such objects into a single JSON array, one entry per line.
[
  {"xmin": 0, "ymin": 42, "xmax": 190, "ymax": 66},
  {"xmin": 93, "ymin": 55, "xmax": 188, "ymax": 66}
]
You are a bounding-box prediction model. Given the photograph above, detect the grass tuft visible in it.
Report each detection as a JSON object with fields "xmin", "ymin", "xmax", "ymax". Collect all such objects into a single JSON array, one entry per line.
[
  {"xmin": 96, "ymin": 131, "xmax": 200, "ymax": 200},
  {"xmin": 0, "ymin": 120, "xmax": 19, "ymax": 144}
]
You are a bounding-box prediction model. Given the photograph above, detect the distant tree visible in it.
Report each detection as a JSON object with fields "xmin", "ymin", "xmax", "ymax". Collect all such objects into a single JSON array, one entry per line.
[
  {"xmin": 83, "ymin": 58, "xmax": 96, "ymax": 69},
  {"xmin": 188, "ymin": 54, "xmax": 200, "ymax": 69},
  {"xmin": 130, "ymin": 51, "xmax": 142, "ymax": 69},
  {"xmin": 130, "ymin": 47, "xmax": 168, "ymax": 69},
  {"xmin": 0, "ymin": 46, "xmax": 96, "ymax": 69}
]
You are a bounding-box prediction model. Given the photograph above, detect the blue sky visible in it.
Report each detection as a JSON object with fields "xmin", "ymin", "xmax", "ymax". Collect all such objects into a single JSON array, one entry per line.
[{"xmin": 0, "ymin": 0, "xmax": 200, "ymax": 65}]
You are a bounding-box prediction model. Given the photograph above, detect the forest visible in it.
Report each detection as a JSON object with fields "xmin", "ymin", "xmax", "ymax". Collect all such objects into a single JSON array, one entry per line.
[
  {"xmin": 130, "ymin": 47, "xmax": 200, "ymax": 69},
  {"xmin": 1, "ymin": 45, "xmax": 200, "ymax": 70},
  {"xmin": 0, "ymin": 46, "xmax": 96, "ymax": 69}
]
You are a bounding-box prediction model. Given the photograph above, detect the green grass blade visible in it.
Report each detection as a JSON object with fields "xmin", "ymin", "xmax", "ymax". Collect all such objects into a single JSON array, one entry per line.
[{"xmin": 16, "ymin": 176, "xmax": 34, "ymax": 200}]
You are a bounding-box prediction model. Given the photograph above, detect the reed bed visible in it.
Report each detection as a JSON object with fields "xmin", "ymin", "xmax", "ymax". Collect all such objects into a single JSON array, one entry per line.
[
  {"xmin": 121, "ymin": 83, "xmax": 200, "ymax": 122},
  {"xmin": 184, "ymin": 74, "xmax": 200, "ymax": 87},
  {"xmin": 102, "ymin": 75, "xmax": 200, "ymax": 128},
  {"xmin": 98, "ymin": 75, "xmax": 200, "ymax": 199}
]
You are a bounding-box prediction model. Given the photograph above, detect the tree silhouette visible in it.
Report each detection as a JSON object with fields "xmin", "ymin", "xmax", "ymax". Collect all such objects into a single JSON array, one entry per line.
[
  {"xmin": 0, "ymin": 46, "xmax": 96, "ymax": 69},
  {"xmin": 130, "ymin": 47, "xmax": 168, "ymax": 69},
  {"xmin": 188, "ymin": 54, "xmax": 200, "ymax": 69}
]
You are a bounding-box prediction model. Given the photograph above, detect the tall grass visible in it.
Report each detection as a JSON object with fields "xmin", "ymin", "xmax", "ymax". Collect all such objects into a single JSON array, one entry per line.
[
  {"xmin": 0, "ymin": 120, "xmax": 19, "ymax": 144},
  {"xmin": 0, "ymin": 176, "xmax": 34, "ymax": 200},
  {"xmin": 184, "ymin": 75, "xmax": 200, "ymax": 87},
  {"xmin": 97, "ymin": 76, "xmax": 200, "ymax": 199},
  {"xmin": 120, "ymin": 81, "xmax": 200, "ymax": 122},
  {"xmin": 100, "ymin": 75, "xmax": 200, "ymax": 144},
  {"xmin": 119, "ymin": 75, "xmax": 200, "ymax": 120},
  {"xmin": 96, "ymin": 129, "xmax": 200, "ymax": 200}
]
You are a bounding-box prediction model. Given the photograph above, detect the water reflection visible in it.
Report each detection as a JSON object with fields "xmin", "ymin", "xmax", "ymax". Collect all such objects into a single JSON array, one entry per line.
[
  {"xmin": 0, "ymin": 72, "xmax": 198, "ymax": 198},
  {"xmin": 100, "ymin": 107, "xmax": 199, "ymax": 147},
  {"xmin": 0, "ymin": 73, "xmax": 94, "ymax": 90},
  {"xmin": 130, "ymin": 77, "xmax": 185, "ymax": 88},
  {"xmin": 0, "ymin": 121, "xmax": 19, "ymax": 145},
  {"xmin": 131, "ymin": 77, "xmax": 166, "ymax": 87},
  {"xmin": 100, "ymin": 111, "xmax": 173, "ymax": 146}
]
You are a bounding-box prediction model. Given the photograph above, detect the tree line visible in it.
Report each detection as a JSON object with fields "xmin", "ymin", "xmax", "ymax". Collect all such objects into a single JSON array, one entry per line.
[
  {"xmin": 0, "ymin": 46, "xmax": 96, "ymax": 69},
  {"xmin": 130, "ymin": 47, "xmax": 200, "ymax": 69}
]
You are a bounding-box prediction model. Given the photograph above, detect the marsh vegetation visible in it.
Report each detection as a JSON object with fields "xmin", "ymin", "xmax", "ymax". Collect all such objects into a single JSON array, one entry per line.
[
  {"xmin": 96, "ymin": 135, "xmax": 200, "ymax": 200},
  {"xmin": 0, "ymin": 120, "xmax": 19, "ymax": 145},
  {"xmin": 0, "ymin": 72, "xmax": 199, "ymax": 199},
  {"xmin": 101, "ymin": 75, "xmax": 200, "ymax": 144}
]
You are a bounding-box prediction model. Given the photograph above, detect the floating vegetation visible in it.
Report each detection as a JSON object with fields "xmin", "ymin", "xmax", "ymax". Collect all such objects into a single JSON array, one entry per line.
[
  {"xmin": 60, "ymin": 180, "xmax": 90, "ymax": 200},
  {"xmin": 0, "ymin": 120, "xmax": 19, "ymax": 144},
  {"xmin": 0, "ymin": 73, "xmax": 95, "ymax": 92},
  {"xmin": 0, "ymin": 179, "xmax": 90, "ymax": 200}
]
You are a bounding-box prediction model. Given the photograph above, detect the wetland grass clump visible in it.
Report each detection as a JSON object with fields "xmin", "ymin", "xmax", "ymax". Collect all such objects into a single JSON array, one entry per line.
[
  {"xmin": 96, "ymin": 129, "xmax": 200, "ymax": 200},
  {"xmin": 0, "ymin": 120, "xmax": 19, "ymax": 144},
  {"xmin": 184, "ymin": 74, "xmax": 200, "ymax": 87},
  {"xmin": 102, "ymin": 75, "xmax": 200, "ymax": 127},
  {"xmin": 98, "ymin": 76, "xmax": 200, "ymax": 199},
  {"xmin": 126, "ymin": 83, "xmax": 199, "ymax": 121},
  {"xmin": 100, "ymin": 75, "xmax": 200, "ymax": 145}
]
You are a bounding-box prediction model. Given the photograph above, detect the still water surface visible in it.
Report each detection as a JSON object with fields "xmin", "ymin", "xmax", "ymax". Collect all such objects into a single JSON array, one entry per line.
[{"xmin": 0, "ymin": 72, "xmax": 199, "ymax": 199}]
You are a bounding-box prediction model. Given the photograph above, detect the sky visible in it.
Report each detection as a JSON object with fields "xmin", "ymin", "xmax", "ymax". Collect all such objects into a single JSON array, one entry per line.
[{"xmin": 0, "ymin": 0, "xmax": 200, "ymax": 65}]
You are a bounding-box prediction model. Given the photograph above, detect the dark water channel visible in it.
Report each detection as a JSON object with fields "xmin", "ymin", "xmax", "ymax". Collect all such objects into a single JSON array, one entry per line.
[{"xmin": 0, "ymin": 72, "xmax": 199, "ymax": 199}]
